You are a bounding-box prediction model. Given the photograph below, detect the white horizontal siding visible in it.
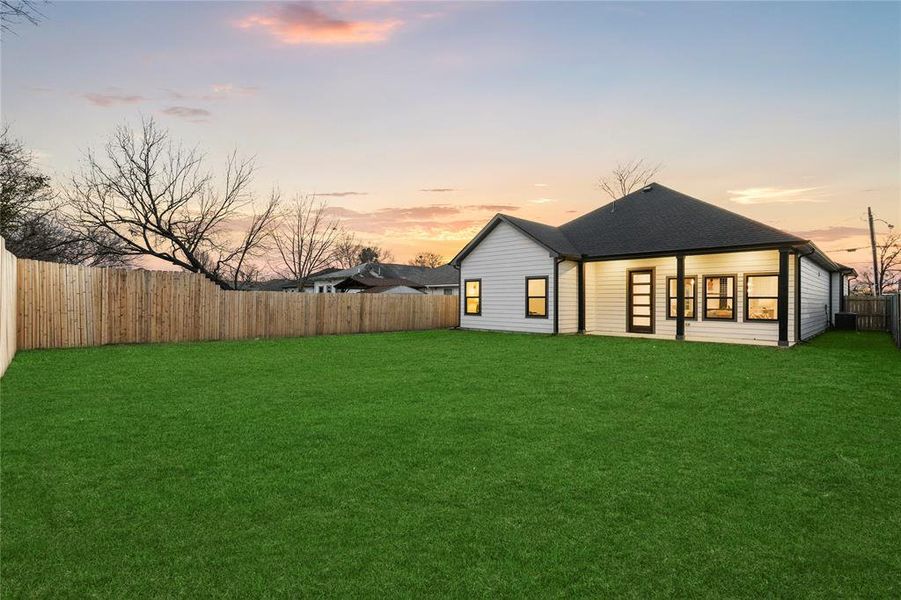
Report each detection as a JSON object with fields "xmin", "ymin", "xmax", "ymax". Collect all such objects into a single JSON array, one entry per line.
[
  {"xmin": 800, "ymin": 257, "xmax": 830, "ymax": 340},
  {"xmin": 459, "ymin": 222, "xmax": 555, "ymax": 333},
  {"xmin": 584, "ymin": 250, "xmax": 797, "ymax": 345},
  {"xmin": 829, "ymin": 273, "xmax": 844, "ymax": 316},
  {"xmin": 558, "ymin": 260, "xmax": 579, "ymax": 333}
]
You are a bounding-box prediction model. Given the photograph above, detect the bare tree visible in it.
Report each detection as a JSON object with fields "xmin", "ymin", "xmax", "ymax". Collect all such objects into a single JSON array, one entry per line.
[
  {"xmin": 1, "ymin": 0, "xmax": 45, "ymax": 33},
  {"xmin": 1, "ymin": 126, "xmax": 128, "ymax": 265},
  {"xmin": 409, "ymin": 251, "xmax": 443, "ymax": 268},
  {"xmin": 597, "ymin": 159, "xmax": 662, "ymax": 200},
  {"xmin": 271, "ymin": 195, "xmax": 342, "ymax": 291},
  {"xmin": 68, "ymin": 118, "xmax": 279, "ymax": 289},
  {"xmin": 852, "ymin": 232, "xmax": 901, "ymax": 295},
  {"xmin": 359, "ymin": 245, "xmax": 393, "ymax": 264},
  {"xmin": 332, "ymin": 232, "xmax": 362, "ymax": 269}
]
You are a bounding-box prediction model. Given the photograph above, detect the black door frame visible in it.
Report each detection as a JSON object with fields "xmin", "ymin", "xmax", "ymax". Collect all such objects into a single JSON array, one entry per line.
[{"xmin": 627, "ymin": 268, "xmax": 655, "ymax": 334}]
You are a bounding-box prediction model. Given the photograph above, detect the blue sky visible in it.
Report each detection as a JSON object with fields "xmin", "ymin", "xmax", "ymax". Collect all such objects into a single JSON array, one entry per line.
[{"xmin": 2, "ymin": 1, "xmax": 898, "ymax": 265}]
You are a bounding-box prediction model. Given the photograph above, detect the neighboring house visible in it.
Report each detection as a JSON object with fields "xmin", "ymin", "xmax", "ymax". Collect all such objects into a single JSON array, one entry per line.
[
  {"xmin": 335, "ymin": 276, "xmax": 426, "ymax": 295},
  {"xmin": 311, "ymin": 263, "xmax": 459, "ymax": 295},
  {"xmin": 451, "ymin": 183, "xmax": 855, "ymax": 346},
  {"xmin": 252, "ymin": 268, "xmax": 341, "ymax": 293}
]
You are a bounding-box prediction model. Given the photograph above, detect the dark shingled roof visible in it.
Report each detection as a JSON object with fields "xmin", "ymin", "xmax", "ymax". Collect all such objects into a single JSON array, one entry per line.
[
  {"xmin": 312, "ymin": 263, "xmax": 458, "ymax": 286},
  {"xmin": 502, "ymin": 215, "xmax": 581, "ymax": 257},
  {"xmin": 453, "ymin": 183, "xmax": 811, "ymax": 265},
  {"xmin": 378, "ymin": 263, "xmax": 458, "ymax": 286},
  {"xmin": 559, "ymin": 184, "xmax": 806, "ymax": 257},
  {"xmin": 335, "ymin": 276, "xmax": 425, "ymax": 291}
]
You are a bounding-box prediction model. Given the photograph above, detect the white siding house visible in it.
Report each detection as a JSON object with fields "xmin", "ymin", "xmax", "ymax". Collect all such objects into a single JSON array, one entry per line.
[
  {"xmin": 460, "ymin": 222, "xmax": 555, "ymax": 333},
  {"xmin": 557, "ymin": 260, "xmax": 579, "ymax": 334},
  {"xmin": 799, "ymin": 256, "xmax": 831, "ymax": 340},
  {"xmin": 453, "ymin": 184, "xmax": 854, "ymax": 347},
  {"xmin": 584, "ymin": 250, "xmax": 799, "ymax": 346}
]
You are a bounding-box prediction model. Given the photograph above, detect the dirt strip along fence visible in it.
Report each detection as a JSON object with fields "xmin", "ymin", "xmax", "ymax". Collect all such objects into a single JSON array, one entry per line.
[
  {"xmin": 0, "ymin": 238, "xmax": 17, "ymax": 375},
  {"xmin": 7, "ymin": 254, "xmax": 459, "ymax": 355}
]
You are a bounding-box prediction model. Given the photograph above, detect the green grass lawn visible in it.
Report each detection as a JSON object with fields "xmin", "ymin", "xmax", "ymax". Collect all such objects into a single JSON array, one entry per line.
[{"xmin": 1, "ymin": 330, "xmax": 899, "ymax": 598}]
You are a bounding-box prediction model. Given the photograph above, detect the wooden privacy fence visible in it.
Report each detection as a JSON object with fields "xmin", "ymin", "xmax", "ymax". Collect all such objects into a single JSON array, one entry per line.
[
  {"xmin": 0, "ymin": 238, "xmax": 16, "ymax": 375},
  {"xmin": 887, "ymin": 294, "xmax": 901, "ymax": 349},
  {"xmin": 12, "ymin": 257, "xmax": 459, "ymax": 352},
  {"xmin": 845, "ymin": 295, "xmax": 889, "ymax": 331}
]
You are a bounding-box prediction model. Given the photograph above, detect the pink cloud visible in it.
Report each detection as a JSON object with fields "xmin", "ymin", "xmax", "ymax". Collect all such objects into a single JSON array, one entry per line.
[
  {"xmin": 236, "ymin": 3, "xmax": 403, "ymax": 45},
  {"xmin": 322, "ymin": 204, "xmax": 494, "ymax": 241},
  {"xmin": 794, "ymin": 226, "xmax": 868, "ymax": 242},
  {"xmin": 84, "ymin": 93, "xmax": 145, "ymax": 107},
  {"xmin": 161, "ymin": 106, "xmax": 212, "ymax": 120}
]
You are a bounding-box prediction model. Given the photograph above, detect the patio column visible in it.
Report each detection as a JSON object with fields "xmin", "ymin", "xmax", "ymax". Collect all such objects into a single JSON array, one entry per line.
[
  {"xmin": 676, "ymin": 255, "xmax": 685, "ymax": 340},
  {"xmin": 577, "ymin": 261, "xmax": 585, "ymax": 333},
  {"xmin": 778, "ymin": 248, "xmax": 790, "ymax": 347}
]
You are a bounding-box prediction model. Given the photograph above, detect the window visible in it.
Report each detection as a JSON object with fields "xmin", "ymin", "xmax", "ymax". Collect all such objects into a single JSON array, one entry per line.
[
  {"xmin": 464, "ymin": 279, "xmax": 481, "ymax": 315},
  {"xmin": 666, "ymin": 276, "xmax": 697, "ymax": 319},
  {"xmin": 746, "ymin": 274, "xmax": 779, "ymax": 321},
  {"xmin": 443, "ymin": 288, "xmax": 453, "ymax": 296},
  {"xmin": 525, "ymin": 276, "xmax": 548, "ymax": 318},
  {"xmin": 704, "ymin": 275, "xmax": 736, "ymax": 320}
]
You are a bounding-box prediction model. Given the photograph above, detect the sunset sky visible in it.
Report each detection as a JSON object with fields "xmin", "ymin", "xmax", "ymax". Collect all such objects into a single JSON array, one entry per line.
[{"xmin": 2, "ymin": 1, "xmax": 899, "ymax": 271}]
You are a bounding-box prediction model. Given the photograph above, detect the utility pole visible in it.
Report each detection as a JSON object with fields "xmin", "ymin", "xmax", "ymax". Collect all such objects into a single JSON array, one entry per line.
[{"xmin": 868, "ymin": 206, "xmax": 880, "ymax": 296}]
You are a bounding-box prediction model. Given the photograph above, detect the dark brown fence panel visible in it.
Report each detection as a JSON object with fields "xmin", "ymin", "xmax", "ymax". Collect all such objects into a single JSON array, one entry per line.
[{"xmin": 845, "ymin": 295, "xmax": 887, "ymax": 331}]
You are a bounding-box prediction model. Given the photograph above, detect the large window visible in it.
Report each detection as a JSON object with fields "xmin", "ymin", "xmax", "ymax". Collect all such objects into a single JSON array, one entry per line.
[
  {"xmin": 666, "ymin": 276, "xmax": 697, "ymax": 319},
  {"xmin": 746, "ymin": 274, "xmax": 779, "ymax": 321},
  {"xmin": 464, "ymin": 279, "xmax": 481, "ymax": 315},
  {"xmin": 525, "ymin": 276, "xmax": 548, "ymax": 318},
  {"xmin": 704, "ymin": 275, "xmax": 736, "ymax": 320}
]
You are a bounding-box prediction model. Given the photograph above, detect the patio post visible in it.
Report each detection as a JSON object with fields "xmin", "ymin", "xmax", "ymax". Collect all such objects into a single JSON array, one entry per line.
[
  {"xmin": 778, "ymin": 248, "xmax": 790, "ymax": 346},
  {"xmin": 676, "ymin": 255, "xmax": 685, "ymax": 340}
]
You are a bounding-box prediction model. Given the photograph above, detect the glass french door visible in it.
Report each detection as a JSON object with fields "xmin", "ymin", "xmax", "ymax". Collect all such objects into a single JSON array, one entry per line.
[{"xmin": 628, "ymin": 270, "xmax": 654, "ymax": 333}]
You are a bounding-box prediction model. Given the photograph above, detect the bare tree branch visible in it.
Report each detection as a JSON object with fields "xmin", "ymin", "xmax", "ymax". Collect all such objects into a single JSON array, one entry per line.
[
  {"xmin": 409, "ymin": 251, "xmax": 443, "ymax": 268},
  {"xmin": 1, "ymin": 0, "xmax": 45, "ymax": 34},
  {"xmin": 851, "ymin": 232, "xmax": 901, "ymax": 295},
  {"xmin": 597, "ymin": 159, "xmax": 662, "ymax": 200},
  {"xmin": 332, "ymin": 232, "xmax": 362, "ymax": 270},
  {"xmin": 1, "ymin": 125, "xmax": 129, "ymax": 266},
  {"xmin": 67, "ymin": 117, "xmax": 278, "ymax": 289},
  {"xmin": 270, "ymin": 195, "xmax": 342, "ymax": 291}
]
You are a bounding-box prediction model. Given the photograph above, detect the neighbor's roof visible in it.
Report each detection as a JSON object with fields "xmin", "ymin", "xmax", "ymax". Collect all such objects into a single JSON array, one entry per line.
[
  {"xmin": 252, "ymin": 267, "xmax": 342, "ymax": 291},
  {"xmin": 452, "ymin": 183, "xmax": 816, "ymax": 265},
  {"xmin": 312, "ymin": 263, "xmax": 458, "ymax": 286},
  {"xmin": 361, "ymin": 285, "xmax": 426, "ymax": 294},
  {"xmin": 335, "ymin": 276, "xmax": 425, "ymax": 290}
]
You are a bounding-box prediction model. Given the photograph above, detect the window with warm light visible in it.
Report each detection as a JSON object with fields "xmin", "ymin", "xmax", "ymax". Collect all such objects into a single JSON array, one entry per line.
[
  {"xmin": 745, "ymin": 274, "xmax": 779, "ymax": 321},
  {"xmin": 704, "ymin": 275, "xmax": 735, "ymax": 320},
  {"xmin": 666, "ymin": 276, "xmax": 696, "ymax": 319},
  {"xmin": 464, "ymin": 279, "xmax": 481, "ymax": 315},
  {"xmin": 525, "ymin": 276, "xmax": 548, "ymax": 318}
]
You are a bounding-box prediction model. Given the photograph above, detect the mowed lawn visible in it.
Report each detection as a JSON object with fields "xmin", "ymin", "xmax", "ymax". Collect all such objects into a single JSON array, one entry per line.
[{"xmin": 1, "ymin": 331, "xmax": 899, "ymax": 598}]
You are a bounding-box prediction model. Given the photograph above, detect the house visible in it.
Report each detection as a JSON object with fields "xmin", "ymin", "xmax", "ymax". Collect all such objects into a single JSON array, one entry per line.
[
  {"xmin": 311, "ymin": 263, "xmax": 459, "ymax": 295},
  {"xmin": 334, "ymin": 276, "xmax": 426, "ymax": 295},
  {"xmin": 451, "ymin": 184, "xmax": 855, "ymax": 346},
  {"xmin": 251, "ymin": 268, "xmax": 342, "ymax": 293}
]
